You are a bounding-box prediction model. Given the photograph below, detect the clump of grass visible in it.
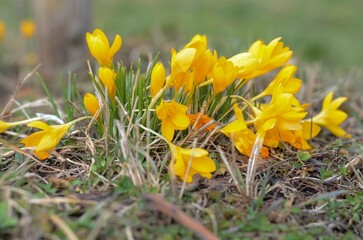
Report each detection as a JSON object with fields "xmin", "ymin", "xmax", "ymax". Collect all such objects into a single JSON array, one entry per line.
[{"xmin": 1, "ymin": 29, "xmax": 362, "ymax": 239}]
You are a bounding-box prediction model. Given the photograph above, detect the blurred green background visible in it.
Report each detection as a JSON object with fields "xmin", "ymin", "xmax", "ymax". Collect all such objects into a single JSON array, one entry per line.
[
  {"xmin": 94, "ymin": 0, "xmax": 363, "ymax": 72},
  {"xmin": 1, "ymin": 0, "xmax": 362, "ymax": 75}
]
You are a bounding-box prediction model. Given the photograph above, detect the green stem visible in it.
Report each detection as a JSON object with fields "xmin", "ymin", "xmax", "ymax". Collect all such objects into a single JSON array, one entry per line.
[{"xmin": 9, "ymin": 117, "xmax": 42, "ymax": 126}]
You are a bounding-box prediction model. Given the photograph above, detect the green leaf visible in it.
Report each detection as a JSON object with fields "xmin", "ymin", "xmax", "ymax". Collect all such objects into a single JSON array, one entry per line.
[
  {"xmin": 297, "ymin": 150, "xmax": 310, "ymax": 161},
  {"xmin": 0, "ymin": 201, "xmax": 18, "ymax": 229}
]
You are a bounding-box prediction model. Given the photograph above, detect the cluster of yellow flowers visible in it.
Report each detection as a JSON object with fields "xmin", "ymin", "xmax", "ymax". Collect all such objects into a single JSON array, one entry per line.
[
  {"xmin": 82, "ymin": 29, "xmax": 349, "ymax": 183},
  {"xmin": 0, "ymin": 28, "xmax": 350, "ymax": 184}
]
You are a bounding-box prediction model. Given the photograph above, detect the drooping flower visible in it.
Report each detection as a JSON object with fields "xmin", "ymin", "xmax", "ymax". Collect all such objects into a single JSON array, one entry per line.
[
  {"xmin": 307, "ymin": 92, "xmax": 350, "ymax": 138},
  {"xmin": 86, "ymin": 28, "xmax": 122, "ymax": 67},
  {"xmin": 156, "ymin": 100, "xmax": 190, "ymax": 142},
  {"xmin": 20, "ymin": 19, "xmax": 36, "ymax": 39},
  {"xmin": 150, "ymin": 62, "xmax": 166, "ymax": 97},
  {"xmin": 98, "ymin": 67, "xmax": 117, "ymax": 100},
  {"xmin": 0, "ymin": 21, "xmax": 5, "ymax": 40},
  {"xmin": 187, "ymin": 113, "xmax": 216, "ymax": 131},
  {"xmin": 212, "ymin": 57, "xmax": 237, "ymax": 94},
  {"xmin": 21, "ymin": 121, "xmax": 73, "ymax": 160},
  {"xmin": 221, "ymin": 104, "xmax": 269, "ymax": 157},
  {"xmin": 252, "ymin": 65, "xmax": 302, "ymax": 100},
  {"xmin": 169, "ymin": 144, "xmax": 216, "ymax": 183},
  {"xmin": 1, "ymin": 118, "xmax": 39, "ymax": 134},
  {"xmin": 84, "ymin": 93, "xmax": 100, "ymax": 117}
]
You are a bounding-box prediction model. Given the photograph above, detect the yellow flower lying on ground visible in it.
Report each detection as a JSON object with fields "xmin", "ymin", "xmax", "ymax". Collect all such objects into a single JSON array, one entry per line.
[
  {"xmin": 150, "ymin": 62, "xmax": 166, "ymax": 97},
  {"xmin": 84, "ymin": 93, "xmax": 100, "ymax": 117},
  {"xmin": 0, "ymin": 118, "xmax": 41, "ymax": 134},
  {"xmin": 187, "ymin": 113, "xmax": 216, "ymax": 131},
  {"xmin": 221, "ymin": 104, "xmax": 269, "ymax": 157},
  {"xmin": 306, "ymin": 92, "xmax": 350, "ymax": 138},
  {"xmin": 98, "ymin": 67, "xmax": 117, "ymax": 100},
  {"xmin": 156, "ymin": 100, "xmax": 190, "ymax": 142},
  {"xmin": 169, "ymin": 144, "xmax": 216, "ymax": 183},
  {"xmin": 20, "ymin": 19, "xmax": 36, "ymax": 39},
  {"xmin": 21, "ymin": 121, "xmax": 73, "ymax": 160},
  {"xmin": 86, "ymin": 28, "xmax": 122, "ymax": 67},
  {"xmin": 0, "ymin": 20, "xmax": 5, "ymax": 40}
]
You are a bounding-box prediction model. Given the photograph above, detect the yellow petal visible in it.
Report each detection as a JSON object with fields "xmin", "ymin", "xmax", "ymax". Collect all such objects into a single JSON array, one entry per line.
[
  {"xmin": 27, "ymin": 121, "xmax": 51, "ymax": 130},
  {"xmin": 161, "ymin": 119, "xmax": 174, "ymax": 142},
  {"xmin": 156, "ymin": 101, "xmax": 168, "ymax": 120},
  {"xmin": 0, "ymin": 120, "xmax": 12, "ymax": 133},
  {"xmin": 180, "ymin": 147, "xmax": 209, "ymax": 158},
  {"xmin": 109, "ymin": 34, "xmax": 122, "ymax": 58},
  {"xmin": 301, "ymin": 121, "xmax": 321, "ymax": 139},
  {"xmin": 150, "ymin": 62, "xmax": 166, "ymax": 97},
  {"xmin": 33, "ymin": 151, "xmax": 51, "ymax": 160},
  {"xmin": 322, "ymin": 92, "xmax": 333, "ymax": 109},
  {"xmin": 171, "ymin": 112, "xmax": 190, "ymax": 130},
  {"xmin": 84, "ymin": 93, "xmax": 100, "ymax": 116},
  {"xmin": 93, "ymin": 28, "xmax": 110, "ymax": 49},
  {"xmin": 222, "ymin": 120, "xmax": 247, "ymax": 134},
  {"xmin": 263, "ymin": 118, "xmax": 277, "ymax": 131},
  {"xmin": 21, "ymin": 131, "xmax": 47, "ymax": 147},
  {"xmin": 174, "ymin": 48, "xmax": 196, "ymax": 72},
  {"xmin": 189, "ymin": 155, "xmax": 216, "ymax": 173}
]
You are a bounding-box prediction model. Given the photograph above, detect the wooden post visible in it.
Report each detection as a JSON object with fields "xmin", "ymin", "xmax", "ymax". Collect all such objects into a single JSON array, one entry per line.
[{"xmin": 33, "ymin": 0, "xmax": 92, "ymax": 90}]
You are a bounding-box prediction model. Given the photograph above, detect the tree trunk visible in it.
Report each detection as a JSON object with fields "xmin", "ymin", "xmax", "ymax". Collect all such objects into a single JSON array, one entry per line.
[{"xmin": 33, "ymin": 0, "xmax": 92, "ymax": 90}]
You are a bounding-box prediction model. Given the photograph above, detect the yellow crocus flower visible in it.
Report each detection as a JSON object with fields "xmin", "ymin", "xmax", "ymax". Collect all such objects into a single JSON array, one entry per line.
[
  {"xmin": 98, "ymin": 67, "xmax": 117, "ymax": 100},
  {"xmin": 309, "ymin": 92, "xmax": 350, "ymax": 138},
  {"xmin": 169, "ymin": 144, "xmax": 216, "ymax": 183},
  {"xmin": 183, "ymin": 34, "xmax": 208, "ymax": 58},
  {"xmin": 0, "ymin": 118, "xmax": 39, "ymax": 134},
  {"xmin": 251, "ymin": 89, "xmax": 307, "ymax": 148},
  {"xmin": 21, "ymin": 121, "xmax": 73, "ymax": 160},
  {"xmin": 212, "ymin": 57, "xmax": 237, "ymax": 94},
  {"xmin": 83, "ymin": 93, "xmax": 100, "ymax": 117},
  {"xmin": 231, "ymin": 37, "xmax": 292, "ymax": 80},
  {"xmin": 156, "ymin": 100, "xmax": 190, "ymax": 142},
  {"xmin": 172, "ymin": 48, "xmax": 196, "ymax": 73},
  {"xmin": 150, "ymin": 62, "xmax": 166, "ymax": 97},
  {"xmin": 0, "ymin": 20, "xmax": 5, "ymax": 40},
  {"xmin": 86, "ymin": 28, "xmax": 122, "ymax": 67},
  {"xmin": 20, "ymin": 19, "xmax": 36, "ymax": 39}
]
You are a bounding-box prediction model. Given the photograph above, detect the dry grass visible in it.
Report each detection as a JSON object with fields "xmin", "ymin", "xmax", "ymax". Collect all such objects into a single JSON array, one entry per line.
[{"xmin": 1, "ymin": 66, "xmax": 363, "ymax": 239}]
